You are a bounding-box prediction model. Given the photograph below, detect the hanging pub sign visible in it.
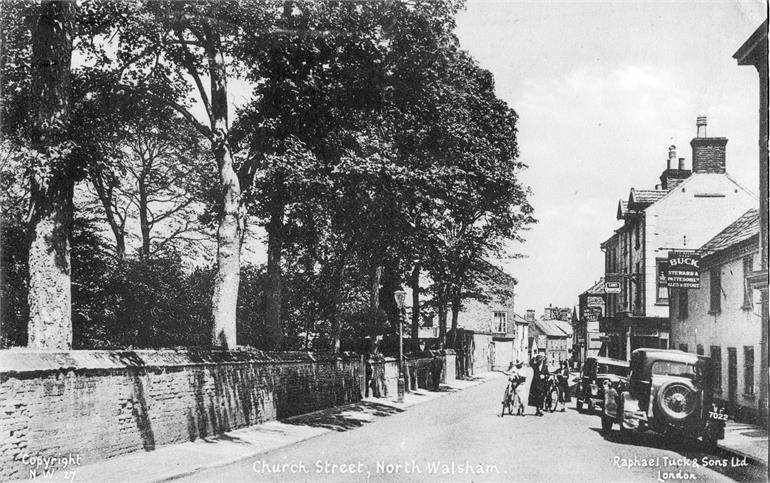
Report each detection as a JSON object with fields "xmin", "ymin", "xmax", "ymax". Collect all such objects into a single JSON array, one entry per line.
[
  {"xmin": 666, "ymin": 251, "xmax": 701, "ymax": 289},
  {"xmin": 605, "ymin": 280, "xmax": 621, "ymax": 294}
]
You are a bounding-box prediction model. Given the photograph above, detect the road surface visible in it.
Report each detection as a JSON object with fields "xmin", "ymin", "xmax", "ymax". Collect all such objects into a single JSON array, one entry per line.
[{"xmin": 179, "ymin": 374, "xmax": 766, "ymax": 482}]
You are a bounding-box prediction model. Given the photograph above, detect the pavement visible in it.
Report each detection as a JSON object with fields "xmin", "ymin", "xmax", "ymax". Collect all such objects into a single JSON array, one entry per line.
[
  {"xmin": 24, "ymin": 370, "xmax": 768, "ymax": 482},
  {"xmin": 719, "ymin": 420, "xmax": 768, "ymax": 466},
  {"xmin": 35, "ymin": 373, "xmax": 502, "ymax": 483}
]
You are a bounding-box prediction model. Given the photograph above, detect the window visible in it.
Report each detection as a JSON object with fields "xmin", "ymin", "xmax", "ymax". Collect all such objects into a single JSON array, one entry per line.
[
  {"xmin": 634, "ymin": 222, "xmax": 640, "ymax": 250},
  {"xmin": 710, "ymin": 346, "xmax": 722, "ymax": 391},
  {"xmin": 634, "ymin": 262, "xmax": 642, "ymax": 313},
  {"xmin": 493, "ymin": 311, "xmax": 507, "ymax": 333},
  {"xmin": 678, "ymin": 288, "xmax": 688, "ymax": 319},
  {"xmin": 743, "ymin": 256, "xmax": 754, "ymax": 309},
  {"xmin": 710, "ymin": 267, "xmax": 722, "ymax": 313},
  {"xmin": 744, "ymin": 346, "xmax": 754, "ymax": 395},
  {"xmin": 696, "ymin": 344, "xmax": 704, "ymax": 355},
  {"xmin": 652, "ymin": 361, "xmax": 697, "ymax": 379},
  {"xmin": 656, "ymin": 259, "xmax": 669, "ymax": 303},
  {"xmin": 679, "ymin": 343, "xmax": 689, "ymax": 352}
]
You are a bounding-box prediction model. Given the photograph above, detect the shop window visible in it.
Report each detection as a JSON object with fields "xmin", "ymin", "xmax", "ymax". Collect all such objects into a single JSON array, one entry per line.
[
  {"xmin": 656, "ymin": 259, "xmax": 669, "ymax": 303},
  {"xmin": 709, "ymin": 267, "xmax": 721, "ymax": 313},
  {"xmin": 679, "ymin": 343, "xmax": 688, "ymax": 353},
  {"xmin": 744, "ymin": 346, "xmax": 754, "ymax": 395},
  {"xmin": 696, "ymin": 344, "xmax": 703, "ymax": 355}
]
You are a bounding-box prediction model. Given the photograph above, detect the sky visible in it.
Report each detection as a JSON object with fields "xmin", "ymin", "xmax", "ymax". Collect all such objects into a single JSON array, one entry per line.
[{"xmin": 453, "ymin": 0, "xmax": 767, "ymax": 315}]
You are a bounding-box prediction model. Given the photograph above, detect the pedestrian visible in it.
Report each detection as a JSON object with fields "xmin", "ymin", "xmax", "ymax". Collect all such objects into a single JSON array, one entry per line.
[
  {"xmin": 557, "ymin": 360, "xmax": 571, "ymax": 411},
  {"xmin": 528, "ymin": 353, "xmax": 549, "ymax": 416}
]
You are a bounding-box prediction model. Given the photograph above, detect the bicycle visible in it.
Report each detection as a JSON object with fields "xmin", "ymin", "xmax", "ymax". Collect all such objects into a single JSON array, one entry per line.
[
  {"xmin": 544, "ymin": 375, "xmax": 561, "ymax": 413},
  {"xmin": 501, "ymin": 377, "xmax": 525, "ymax": 417}
]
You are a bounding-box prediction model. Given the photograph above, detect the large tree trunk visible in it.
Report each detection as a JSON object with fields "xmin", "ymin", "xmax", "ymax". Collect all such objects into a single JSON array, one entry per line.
[
  {"xmin": 410, "ymin": 263, "xmax": 419, "ymax": 342},
  {"xmin": 207, "ymin": 31, "xmax": 241, "ymax": 349},
  {"xmin": 449, "ymin": 284, "xmax": 461, "ymax": 348},
  {"xmin": 329, "ymin": 265, "xmax": 348, "ymax": 353},
  {"xmin": 27, "ymin": 0, "xmax": 74, "ymax": 351},
  {"xmin": 263, "ymin": 186, "xmax": 284, "ymax": 349},
  {"xmin": 436, "ymin": 283, "xmax": 448, "ymax": 349},
  {"xmin": 138, "ymin": 177, "xmax": 150, "ymax": 259}
]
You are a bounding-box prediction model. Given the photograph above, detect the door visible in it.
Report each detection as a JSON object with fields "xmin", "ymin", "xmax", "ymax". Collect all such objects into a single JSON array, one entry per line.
[
  {"xmin": 493, "ymin": 340, "xmax": 513, "ymax": 371},
  {"xmin": 727, "ymin": 347, "xmax": 737, "ymax": 411}
]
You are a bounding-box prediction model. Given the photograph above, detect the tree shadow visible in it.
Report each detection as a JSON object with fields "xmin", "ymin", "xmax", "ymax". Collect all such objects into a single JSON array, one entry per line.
[
  {"xmin": 282, "ymin": 401, "xmax": 404, "ymax": 432},
  {"xmin": 127, "ymin": 368, "xmax": 155, "ymax": 451}
]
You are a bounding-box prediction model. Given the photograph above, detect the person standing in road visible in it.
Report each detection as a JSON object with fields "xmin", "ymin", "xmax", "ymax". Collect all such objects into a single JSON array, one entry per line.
[
  {"xmin": 557, "ymin": 360, "xmax": 571, "ymax": 411},
  {"xmin": 528, "ymin": 353, "xmax": 548, "ymax": 416}
]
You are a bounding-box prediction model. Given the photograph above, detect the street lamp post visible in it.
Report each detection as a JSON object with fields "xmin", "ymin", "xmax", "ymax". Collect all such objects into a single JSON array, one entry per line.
[{"xmin": 394, "ymin": 290, "xmax": 407, "ymax": 403}]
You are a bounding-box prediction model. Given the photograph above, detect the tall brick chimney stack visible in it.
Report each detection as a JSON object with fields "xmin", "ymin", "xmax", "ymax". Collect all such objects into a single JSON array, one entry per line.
[{"xmin": 691, "ymin": 116, "xmax": 727, "ymax": 174}]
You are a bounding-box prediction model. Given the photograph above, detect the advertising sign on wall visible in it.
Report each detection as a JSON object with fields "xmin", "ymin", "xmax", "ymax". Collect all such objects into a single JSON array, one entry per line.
[{"xmin": 666, "ymin": 251, "xmax": 701, "ymax": 289}]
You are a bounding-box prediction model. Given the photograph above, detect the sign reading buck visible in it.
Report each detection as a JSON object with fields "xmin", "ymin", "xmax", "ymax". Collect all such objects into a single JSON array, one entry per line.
[{"xmin": 666, "ymin": 251, "xmax": 700, "ymax": 289}]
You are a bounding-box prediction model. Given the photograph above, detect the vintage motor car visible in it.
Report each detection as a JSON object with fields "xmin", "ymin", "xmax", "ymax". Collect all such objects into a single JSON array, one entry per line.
[
  {"xmin": 575, "ymin": 356, "xmax": 630, "ymax": 412},
  {"xmin": 601, "ymin": 348, "xmax": 726, "ymax": 449}
]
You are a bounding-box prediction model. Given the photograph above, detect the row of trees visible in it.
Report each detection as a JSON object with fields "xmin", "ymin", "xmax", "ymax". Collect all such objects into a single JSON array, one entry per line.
[{"xmin": 0, "ymin": 0, "xmax": 534, "ymax": 352}]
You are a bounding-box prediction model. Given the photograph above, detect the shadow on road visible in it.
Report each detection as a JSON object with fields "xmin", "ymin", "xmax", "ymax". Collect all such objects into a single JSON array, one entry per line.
[
  {"xmin": 590, "ymin": 427, "xmax": 768, "ymax": 481},
  {"xmin": 281, "ymin": 401, "xmax": 405, "ymax": 432}
]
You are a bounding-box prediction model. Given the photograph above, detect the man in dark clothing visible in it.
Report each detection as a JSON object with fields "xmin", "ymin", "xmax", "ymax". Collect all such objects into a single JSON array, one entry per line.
[{"xmin": 528, "ymin": 354, "xmax": 549, "ymax": 416}]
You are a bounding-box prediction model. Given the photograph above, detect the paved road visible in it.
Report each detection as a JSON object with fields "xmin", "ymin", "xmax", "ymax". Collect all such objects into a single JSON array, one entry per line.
[{"xmin": 180, "ymin": 374, "xmax": 766, "ymax": 482}]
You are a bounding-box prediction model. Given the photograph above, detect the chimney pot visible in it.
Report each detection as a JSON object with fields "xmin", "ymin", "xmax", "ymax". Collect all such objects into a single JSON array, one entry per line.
[
  {"xmin": 655, "ymin": 184, "xmax": 662, "ymax": 190},
  {"xmin": 678, "ymin": 157, "xmax": 686, "ymax": 170},
  {"xmin": 696, "ymin": 116, "xmax": 707, "ymax": 137},
  {"xmin": 668, "ymin": 145, "xmax": 677, "ymax": 169}
]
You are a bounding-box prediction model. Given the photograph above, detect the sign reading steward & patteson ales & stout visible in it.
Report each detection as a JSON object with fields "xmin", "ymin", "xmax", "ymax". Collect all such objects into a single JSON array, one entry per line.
[{"xmin": 666, "ymin": 251, "xmax": 700, "ymax": 289}]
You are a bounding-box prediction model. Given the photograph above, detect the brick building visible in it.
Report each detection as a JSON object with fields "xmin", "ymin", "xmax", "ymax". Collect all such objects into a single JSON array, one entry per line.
[
  {"xmin": 670, "ymin": 209, "xmax": 761, "ymax": 423},
  {"xmin": 530, "ymin": 319, "xmax": 571, "ymax": 367},
  {"xmin": 453, "ymin": 268, "xmax": 527, "ymax": 371},
  {"xmin": 600, "ymin": 117, "xmax": 757, "ymax": 360}
]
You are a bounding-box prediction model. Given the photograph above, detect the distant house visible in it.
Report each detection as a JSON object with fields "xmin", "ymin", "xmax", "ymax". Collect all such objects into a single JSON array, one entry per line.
[
  {"xmin": 453, "ymin": 267, "xmax": 527, "ymax": 373},
  {"xmin": 670, "ymin": 209, "xmax": 761, "ymax": 423},
  {"xmin": 530, "ymin": 319, "xmax": 571, "ymax": 367}
]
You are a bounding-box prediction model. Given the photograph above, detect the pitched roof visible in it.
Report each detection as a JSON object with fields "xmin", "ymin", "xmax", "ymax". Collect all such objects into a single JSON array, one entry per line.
[
  {"xmin": 700, "ymin": 209, "xmax": 759, "ymax": 255},
  {"xmin": 629, "ymin": 188, "xmax": 667, "ymax": 206},
  {"xmin": 581, "ymin": 278, "xmax": 606, "ymax": 296},
  {"xmin": 616, "ymin": 200, "xmax": 628, "ymax": 220},
  {"xmin": 552, "ymin": 320, "xmax": 573, "ymax": 337},
  {"xmin": 533, "ymin": 319, "xmax": 568, "ymax": 338}
]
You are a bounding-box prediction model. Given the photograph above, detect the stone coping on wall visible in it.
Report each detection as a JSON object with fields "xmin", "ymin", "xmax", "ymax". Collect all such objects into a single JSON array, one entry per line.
[{"xmin": 0, "ymin": 348, "xmax": 363, "ymax": 376}]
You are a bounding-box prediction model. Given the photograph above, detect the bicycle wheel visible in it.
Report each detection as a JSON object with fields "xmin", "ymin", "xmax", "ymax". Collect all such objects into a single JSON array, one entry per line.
[
  {"xmin": 548, "ymin": 388, "xmax": 559, "ymax": 412},
  {"xmin": 501, "ymin": 386, "xmax": 511, "ymax": 417}
]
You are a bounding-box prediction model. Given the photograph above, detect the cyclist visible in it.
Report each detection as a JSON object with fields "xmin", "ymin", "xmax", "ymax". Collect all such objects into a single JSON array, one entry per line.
[{"xmin": 503, "ymin": 361, "xmax": 526, "ymax": 416}]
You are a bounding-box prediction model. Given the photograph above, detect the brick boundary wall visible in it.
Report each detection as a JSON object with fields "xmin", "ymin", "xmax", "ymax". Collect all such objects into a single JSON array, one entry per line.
[
  {"xmin": 0, "ymin": 349, "xmax": 453, "ymax": 480},
  {"xmin": 0, "ymin": 349, "xmax": 365, "ymax": 480}
]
